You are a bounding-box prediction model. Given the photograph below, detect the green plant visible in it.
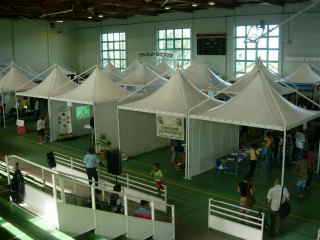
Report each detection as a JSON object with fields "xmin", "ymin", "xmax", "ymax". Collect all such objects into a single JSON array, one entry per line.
[{"xmin": 96, "ymin": 134, "xmax": 111, "ymax": 150}]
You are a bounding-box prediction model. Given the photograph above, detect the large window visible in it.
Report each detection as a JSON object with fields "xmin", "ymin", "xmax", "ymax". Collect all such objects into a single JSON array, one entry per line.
[
  {"xmin": 157, "ymin": 28, "xmax": 191, "ymax": 69},
  {"xmin": 101, "ymin": 32, "xmax": 127, "ymax": 71},
  {"xmin": 235, "ymin": 25, "xmax": 280, "ymax": 77}
]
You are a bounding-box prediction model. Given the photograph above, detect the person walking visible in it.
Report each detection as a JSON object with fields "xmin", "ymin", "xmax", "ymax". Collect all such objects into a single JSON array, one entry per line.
[
  {"xmin": 295, "ymin": 128, "xmax": 306, "ymax": 162},
  {"xmin": 151, "ymin": 163, "xmax": 164, "ymax": 195},
  {"xmin": 237, "ymin": 176, "xmax": 255, "ymax": 209},
  {"xmin": 296, "ymin": 155, "xmax": 308, "ymax": 198},
  {"xmin": 36, "ymin": 116, "xmax": 46, "ymax": 144},
  {"xmin": 248, "ymin": 144, "xmax": 260, "ymax": 178},
  {"xmin": 83, "ymin": 147, "xmax": 100, "ymax": 186},
  {"xmin": 267, "ymin": 179, "xmax": 290, "ymax": 237}
]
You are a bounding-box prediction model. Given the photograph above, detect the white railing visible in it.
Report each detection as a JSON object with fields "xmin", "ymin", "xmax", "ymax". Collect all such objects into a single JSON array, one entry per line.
[
  {"xmin": 208, "ymin": 198, "xmax": 265, "ymax": 240},
  {"xmin": 54, "ymin": 152, "xmax": 168, "ymax": 202},
  {"xmin": 317, "ymin": 228, "xmax": 320, "ymax": 240},
  {"xmin": 0, "ymin": 154, "xmax": 175, "ymax": 240}
]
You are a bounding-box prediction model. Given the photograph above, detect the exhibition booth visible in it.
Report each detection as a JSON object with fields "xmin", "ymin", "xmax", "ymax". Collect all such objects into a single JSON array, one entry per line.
[
  {"xmin": 118, "ymin": 70, "xmax": 222, "ymax": 177},
  {"xmin": 50, "ymin": 66, "xmax": 129, "ymax": 148},
  {"xmin": 189, "ymin": 65, "xmax": 320, "ymax": 182}
]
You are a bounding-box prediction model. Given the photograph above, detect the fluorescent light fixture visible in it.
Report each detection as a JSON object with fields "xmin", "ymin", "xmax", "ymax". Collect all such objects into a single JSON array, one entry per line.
[
  {"xmin": 88, "ymin": 16, "xmax": 93, "ymax": 19},
  {"xmin": 164, "ymin": 6, "xmax": 171, "ymax": 10},
  {"xmin": 208, "ymin": 1, "xmax": 215, "ymax": 6},
  {"xmin": 192, "ymin": 3, "xmax": 198, "ymax": 7},
  {"xmin": 98, "ymin": 14, "xmax": 104, "ymax": 18},
  {"xmin": 56, "ymin": 20, "xmax": 64, "ymax": 23}
]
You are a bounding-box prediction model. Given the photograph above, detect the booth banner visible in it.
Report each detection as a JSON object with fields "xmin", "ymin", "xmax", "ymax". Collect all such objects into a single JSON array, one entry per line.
[
  {"xmin": 156, "ymin": 114, "xmax": 185, "ymax": 141},
  {"xmin": 57, "ymin": 110, "xmax": 72, "ymax": 137}
]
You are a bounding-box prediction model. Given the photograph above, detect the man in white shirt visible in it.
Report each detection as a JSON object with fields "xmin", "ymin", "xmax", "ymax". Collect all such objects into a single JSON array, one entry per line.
[
  {"xmin": 295, "ymin": 129, "xmax": 306, "ymax": 161},
  {"xmin": 267, "ymin": 179, "xmax": 290, "ymax": 236},
  {"xmin": 36, "ymin": 116, "xmax": 46, "ymax": 144}
]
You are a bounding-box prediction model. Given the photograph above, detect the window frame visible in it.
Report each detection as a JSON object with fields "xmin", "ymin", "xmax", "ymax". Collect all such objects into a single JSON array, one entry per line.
[
  {"xmin": 234, "ymin": 24, "xmax": 281, "ymax": 77},
  {"xmin": 156, "ymin": 27, "xmax": 192, "ymax": 69},
  {"xmin": 101, "ymin": 32, "xmax": 127, "ymax": 71}
]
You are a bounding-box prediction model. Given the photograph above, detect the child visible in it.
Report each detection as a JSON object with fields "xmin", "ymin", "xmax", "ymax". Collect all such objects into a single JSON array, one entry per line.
[{"xmin": 151, "ymin": 163, "xmax": 164, "ymax": 194}]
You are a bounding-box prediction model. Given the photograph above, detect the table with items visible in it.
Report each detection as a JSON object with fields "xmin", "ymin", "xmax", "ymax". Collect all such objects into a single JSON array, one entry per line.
[{"xmin": 215, "ymin": 147, "xmax": 250, "ymax": 176}]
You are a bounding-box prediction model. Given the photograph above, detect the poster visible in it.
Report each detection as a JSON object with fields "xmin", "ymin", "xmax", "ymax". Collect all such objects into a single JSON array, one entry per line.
[
  {"xmin": 57, "ymin": 109, "xmax": 72, "ymax": 137},
  {"xmin": 156, "ymin": 114, "xmax": 185, "ymax": 141}
]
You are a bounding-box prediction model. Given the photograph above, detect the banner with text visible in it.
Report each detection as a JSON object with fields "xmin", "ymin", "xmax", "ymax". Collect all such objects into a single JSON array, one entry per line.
[{"xmin": 156, "ymin": 114, "xmax": 185, "ymax": 141}]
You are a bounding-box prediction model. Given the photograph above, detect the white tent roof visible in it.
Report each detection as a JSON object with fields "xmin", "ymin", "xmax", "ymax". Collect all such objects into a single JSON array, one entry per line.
[
  {"xmin": 16, "ymin": 65, "xmax": 77, "ymax": 99},
  {"xmin": 284, "ymin": 63, "xmax": 320, "ymax": 85},
  {"xmin": 182, "ymin": 63, "xmax": 213, "ymax": 90},
  {"xmin": 154, "ymin": 62, "xmax": 174, "ymax": 78},
  {"xmin": 208, "ymin": 69, "xmax": 231, "ymax": 93},
  {"xmin": 104, "ymin": 63, "xmax": 122, "ymax": 82},
  {"xmin": 191, "ymin": 69, "xmax": 320, "ymax": 131},
  {"xmin": 0, "ymin": 65, "xmax": 36, "ymax": 93},
  {"xmin": 222, "ymin": 64, "xmax": 294, "ymax": 96},
  {"xmin": 120, "ymin": 60, "xmax": 162, "ymax": 86},
  {"xmin": 119, "ymin": 70, "xmax": 222, "ymax": 117},
  {"xmin": 51, "ymin": 66, "xmax": 128, "ymax": 105}
]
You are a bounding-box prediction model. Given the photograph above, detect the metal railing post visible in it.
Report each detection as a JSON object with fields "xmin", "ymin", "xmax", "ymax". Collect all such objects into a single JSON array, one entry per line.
[
  {"xmin": 59, "ymin": 176, "xmax": 66, "ymax": 203},
  {"xmin": 124, "ymin": 194, "xmax": 129, "ymax": 238},
  {"xmin": 41, "ymin": 169, "xmax": 45, "ymax": 186},
  {"xmin": 151, "ymin": 201, "xmax": 156, "ymax": 238},
  {"xmin": 171, "ymin": 205, "xmax": 176, "ymax": 240},
  {"xmin": 126, "ymin": 173, "xmax": 129, "ymax": 189},
  {"xmin": 91, "ymin": 182, "xmax": 97, "ymax": 229},
  {"xmin": 5, "ymin": 155, "xmax": 10, "ymax": 185}
]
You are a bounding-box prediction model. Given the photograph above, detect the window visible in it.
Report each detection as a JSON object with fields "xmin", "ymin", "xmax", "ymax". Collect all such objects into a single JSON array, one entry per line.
[
  {"xmin": 235, "ymin": 25, "xmax": 280, "ymax": 77},
  {"xmin": 157, "ymin": 28, "xmax": 191, "ymax": 69},
  {"xmin": 101, "ymin": 32, "xmax": 127, "ymax": 71}
]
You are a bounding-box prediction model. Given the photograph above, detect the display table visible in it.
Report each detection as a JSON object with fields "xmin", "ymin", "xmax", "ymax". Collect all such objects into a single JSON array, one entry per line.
[{"xmin": 216, "ymin": 148, "xmax": 249, "ymax": 176}]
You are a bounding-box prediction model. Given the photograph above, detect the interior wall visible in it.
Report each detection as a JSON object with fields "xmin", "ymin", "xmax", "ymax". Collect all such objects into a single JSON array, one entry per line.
[
  {"xmin": 71, "ymin": 2, "xmax": 320, "ymax": 79},
  {"xmin": 0, "ymin": 19, "xmax": 76, "ymax": 73}
]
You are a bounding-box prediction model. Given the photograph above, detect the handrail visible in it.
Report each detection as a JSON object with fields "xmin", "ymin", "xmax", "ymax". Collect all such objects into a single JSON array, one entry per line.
[
  {"xmin": 53, "ymin": 152, "xmax": 167, "ymax": 201},
  {"xmin": 208, "ymin": 198, "xmax": 264, "ymax": 229}
]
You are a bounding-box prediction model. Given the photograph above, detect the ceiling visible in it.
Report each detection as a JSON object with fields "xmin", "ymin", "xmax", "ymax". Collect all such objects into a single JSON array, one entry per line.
[{"xmin": 0, "ymin": 0, "xmax": 310, "ymax": 21}]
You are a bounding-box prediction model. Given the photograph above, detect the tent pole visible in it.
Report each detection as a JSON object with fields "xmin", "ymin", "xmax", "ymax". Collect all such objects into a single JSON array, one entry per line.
[
  {"xmin": 14, "ymin": 92, "xmax": 19, "ymax": 120},
  {"xmin": 116, "ymin": 107, "xmax": 121, "ymax": 151},
  {"xmin": 281, "ymin": 130, "xmax": 287, "ymax": 186},
  {"xmin": 2, "ymin": 93, "xmax": 6, "ymax": 128},
  {"xmin": 317, "ymin": 139, "xmax": 320, "ymax": 175},
  {"xmin": 93, "ymin": 105, "xmax": 97, "ymax": 151},
  {"xmin": 47, "ymin": 99, "xmax": 53, "ymax": 142},
  {"xmin": 185, "ymin": 117, "xmax": 190, "ymax": 180}
]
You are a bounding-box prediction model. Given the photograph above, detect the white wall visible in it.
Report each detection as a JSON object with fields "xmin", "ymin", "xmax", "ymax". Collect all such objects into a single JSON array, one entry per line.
[
  {"xmin": 70, "ymin": 2, "xmax": 320, "ymax": 79},
  {"xmin": 0, "ymin": 19, "xmax": 76, "ymax": 73}
]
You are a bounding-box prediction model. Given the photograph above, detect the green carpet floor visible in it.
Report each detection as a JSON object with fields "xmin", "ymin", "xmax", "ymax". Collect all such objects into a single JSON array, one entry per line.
[{"xmin": 0, "ymin": 124, "xmax": 319, "ymax": 239}]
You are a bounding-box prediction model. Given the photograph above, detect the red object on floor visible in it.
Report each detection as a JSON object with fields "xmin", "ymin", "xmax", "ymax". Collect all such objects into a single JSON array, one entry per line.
[{"xmin": 17, "ymin": 126, "xmax": 26, "ymax": 135}]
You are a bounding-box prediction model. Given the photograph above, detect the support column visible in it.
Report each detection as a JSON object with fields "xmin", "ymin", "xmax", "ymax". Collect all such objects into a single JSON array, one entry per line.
[{"xmin": 281, "ymin": 130, "xmax": 287, "ymax": 186}]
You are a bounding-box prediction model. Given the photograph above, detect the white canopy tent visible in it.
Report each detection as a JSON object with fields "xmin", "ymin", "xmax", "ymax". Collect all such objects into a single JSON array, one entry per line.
[
  {"xmin": 189, "ymin": 68, "xmax": 320, "ymax": 183},
  {"xmin": 16, "ymin": 65, "xmax": 77, "ymax": 100},
  {"xmin": 118, "ymin": 70, "xmax": 222, "ymax": 177},
  {"xmin": 50, "ymin": 66, "xmax": 129, "ymax": 148},
  {"xmin": 16, "ymin": 65, "xmax": 77, "ymax": 139},
  {"xmin": 153, "ymin": 62, "xmax": 175, "ymax": 79},
  {"xmin": 0, "ymin": 63, "xmax": 36, "ymax": 127},
  {"xmin": 104, "ymin": 63, "xmax": 122, "ymax": 82},
  {"xmin": 221, "ymin": 64, "xmax": 295, "ymax": 96},
  {"xmin": 284, "ymin": 63, "xmax": 320, "ymax": 85},
  {"xmin": 120, "ymin": 60, "xmax": 161, "ymax": 87},
  {"xmin": 182, "ymin": 63, "xmax": 213, "ymax": 91}
]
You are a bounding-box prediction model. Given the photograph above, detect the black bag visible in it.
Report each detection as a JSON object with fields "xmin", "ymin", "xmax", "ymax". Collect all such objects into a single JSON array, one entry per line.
[{"xmin": 279, "ymin": 187, "xmax": 291, "ymax": 218}]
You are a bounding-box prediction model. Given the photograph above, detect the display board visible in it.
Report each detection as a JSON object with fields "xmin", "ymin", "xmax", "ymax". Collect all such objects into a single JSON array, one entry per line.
[
  {"xmin": 57, "ymin": 109, "xmax": 72, "ymax": 137},
  {"xmin": 76, "ymin": 105, "xmax": 91, "ymax": 120},
  {"xmin": 156, "ymin": 114, "xmax": 185, "ymax": 141},
  {"xmin": 197, "ymin": 33, "xmax": 226, "ymax": 55}
]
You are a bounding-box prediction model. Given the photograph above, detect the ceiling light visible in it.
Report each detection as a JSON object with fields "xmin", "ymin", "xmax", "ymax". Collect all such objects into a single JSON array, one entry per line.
[
  {"xmin": 208, "ymin": 1, "xmax": 215, "ymax": 6},
  {"xmin": 98, "ymin": 14, "xmax": 104, "ymax": 18},
  {"xmin": 192, "ymin": 3, "xmax": 199, "ymax": 7},
  {"xmin": 56, "ymin": 20, "xmax": 64, "ymax": 23},
  {"xmin": 164, "ymin": 6, "xmax": 171, "ymax": 10},
  {"xmin": 88, "ymin": 16, "xmax": 93, "ymax": 19}
]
